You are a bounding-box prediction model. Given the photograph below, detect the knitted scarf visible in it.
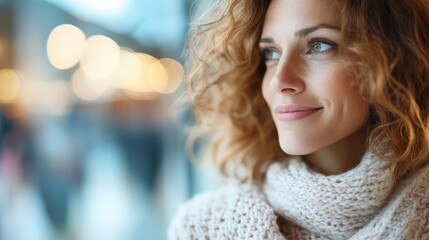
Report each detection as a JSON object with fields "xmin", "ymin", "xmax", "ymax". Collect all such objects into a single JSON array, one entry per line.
[
  {"xmin": 169, "ymin": 151, "xmax": 429, "ymax": 239},
  {"xmin": 263, "ymin": 152, "xmax": 396, "ymax": 239}
]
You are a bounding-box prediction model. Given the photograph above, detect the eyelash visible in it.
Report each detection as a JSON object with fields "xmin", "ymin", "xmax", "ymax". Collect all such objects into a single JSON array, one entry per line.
[
  {"xmin": 307, "ymin": 38, "xmax": 337, "ymax": 55},
  {"xmin": 260, "ymin": 38, "xmax": 337, "ymax": 62}
]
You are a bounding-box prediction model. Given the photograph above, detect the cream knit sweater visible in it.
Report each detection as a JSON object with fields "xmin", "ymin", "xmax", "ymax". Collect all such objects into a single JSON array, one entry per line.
[{"xmin": 168, "ymin": 152, "xmax": 429, "ymax": 239}]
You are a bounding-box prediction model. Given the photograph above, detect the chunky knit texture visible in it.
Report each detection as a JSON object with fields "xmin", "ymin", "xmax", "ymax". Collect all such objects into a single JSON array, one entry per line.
[{"xmin": 168, "ymin": 152, "xmax": 429, "ymax": 239}]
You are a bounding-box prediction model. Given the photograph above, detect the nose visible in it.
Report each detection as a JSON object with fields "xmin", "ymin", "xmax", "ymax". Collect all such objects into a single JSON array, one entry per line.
[{"xmin": 269, "ymin": 55, "xmax": 305, "ymax": 94}]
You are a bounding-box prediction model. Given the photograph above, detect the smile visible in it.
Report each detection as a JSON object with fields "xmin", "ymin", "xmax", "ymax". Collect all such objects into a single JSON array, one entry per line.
[{"xmin": 275, "ymin": 105, "xmax": 323, "ymax": 121}]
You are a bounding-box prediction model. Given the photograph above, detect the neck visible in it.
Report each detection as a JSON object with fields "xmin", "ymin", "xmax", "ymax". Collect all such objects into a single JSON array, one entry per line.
[{"xmin": 303, "ymin": 127, "xmax": 368, "ymax": 175}]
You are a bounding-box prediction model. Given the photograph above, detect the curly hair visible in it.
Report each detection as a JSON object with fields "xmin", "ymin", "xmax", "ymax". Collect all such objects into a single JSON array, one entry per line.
[
  {"xmin": 342, "ymin": 0, "xmax": 429, "ymax": 179},
  {"xmin": 184, "ymin": 0, "xmax": 429, "ymax": 182}
]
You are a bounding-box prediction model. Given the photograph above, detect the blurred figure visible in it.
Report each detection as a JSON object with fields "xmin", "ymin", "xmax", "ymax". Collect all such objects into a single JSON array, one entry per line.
[{"xmin": 0, "ymin": 112, "xmax": 54, "ymax": 240}]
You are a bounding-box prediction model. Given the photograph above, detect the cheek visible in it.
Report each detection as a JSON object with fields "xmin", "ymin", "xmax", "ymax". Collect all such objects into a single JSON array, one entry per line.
[
  {"xmin": 315, "ymin": 67, "xmax": 359, "ymax": 102},
  {"xmin": 322, "ymin": 70, "xmax": 369, "ymax": 127}
]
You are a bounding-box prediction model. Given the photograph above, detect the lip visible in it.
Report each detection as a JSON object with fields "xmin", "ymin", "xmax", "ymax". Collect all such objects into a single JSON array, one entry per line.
[{"xmin": 275, "ymin": 105, "xmax": 323, "ymax": 121}]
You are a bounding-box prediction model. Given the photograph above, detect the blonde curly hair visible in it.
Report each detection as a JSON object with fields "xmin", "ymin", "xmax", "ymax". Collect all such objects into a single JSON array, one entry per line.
[{"xmin": 184, "ymin": 0, "xmax": 429, "ymax": 182}]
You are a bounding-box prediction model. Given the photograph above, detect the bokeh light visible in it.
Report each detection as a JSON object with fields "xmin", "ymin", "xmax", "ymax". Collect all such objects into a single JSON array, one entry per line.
[
  {"xmin": 72, "ymin": 68, "xmax": 111, "ymax": 101},
  {"xmin": 134, "ymin": 53, "xmax": 157, "ymax": 93},
  {"xmin": 157, "ymin": 58, "xmax": 184, "ymax": 94},
  {"xmin": 47, "ymin": 24, "xmax": 86, "ymax": 69},
  {"xmin": 0, "ymin": 69, "xmax": 21, "ymax": 104},
  {"xmin": 124, "ymin": 53, "xmax": 159, "ymax": 99},
  {"xmin": 147, "ymin": 60, "xmax": 169, "ymax": 94},
  {"xmin": 111, "ymin": 49, "xmax": 141, "ymax": 89},
  {"xmin": 80, "ymin": 35, "xmax": 120, "ymax": 79}
]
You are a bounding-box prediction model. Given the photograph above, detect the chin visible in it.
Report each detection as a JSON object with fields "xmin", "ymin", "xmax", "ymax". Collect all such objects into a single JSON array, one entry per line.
[{"xmin": 279, "ymin": 141, "xmax": 318, "ymax": 156}]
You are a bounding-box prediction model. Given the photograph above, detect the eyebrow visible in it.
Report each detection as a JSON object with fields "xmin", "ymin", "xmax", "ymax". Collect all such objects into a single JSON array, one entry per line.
[{"xmin": 259, "ymin": 24, "xmax": 341, "ymax": 44}]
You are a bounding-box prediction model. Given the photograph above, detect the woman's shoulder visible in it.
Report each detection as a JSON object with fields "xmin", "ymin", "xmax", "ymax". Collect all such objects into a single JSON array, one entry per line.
[
  {"xmin": 356, "ymin": 161, "xmax": 429, "ymax": 238},
  {"xmin": 168, "ymin": 183, "xmax": 285, "ymax": 240},
  {"xmin": 399, "ymin": 160, "xmax": 429, "ymax": 204}
]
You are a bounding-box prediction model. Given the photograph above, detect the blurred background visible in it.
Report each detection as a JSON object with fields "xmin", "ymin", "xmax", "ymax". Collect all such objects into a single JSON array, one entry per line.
[{"xmin": 0, "ymin": 0, "xmax": 221, "ymax": 239}]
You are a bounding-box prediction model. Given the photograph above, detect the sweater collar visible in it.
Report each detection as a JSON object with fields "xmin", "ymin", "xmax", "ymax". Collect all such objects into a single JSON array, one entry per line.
[{"xmin": 263, "ymin": 151, "xmax": 395, "ymax": 239}]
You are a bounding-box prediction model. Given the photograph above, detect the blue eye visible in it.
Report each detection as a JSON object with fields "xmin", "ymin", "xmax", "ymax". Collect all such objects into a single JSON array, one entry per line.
[
  {"xmin": 262, "ymin": 49, "xmax": 281, "ymax": 62},
  {"xmin": 308, "ymin": 41, "xmax": 335, "ymax": 54}
]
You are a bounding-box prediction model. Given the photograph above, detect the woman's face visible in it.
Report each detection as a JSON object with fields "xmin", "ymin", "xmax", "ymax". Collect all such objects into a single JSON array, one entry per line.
[{"xmin": 260, "ymin": 0, "xmax": 369, "ymax": 155}]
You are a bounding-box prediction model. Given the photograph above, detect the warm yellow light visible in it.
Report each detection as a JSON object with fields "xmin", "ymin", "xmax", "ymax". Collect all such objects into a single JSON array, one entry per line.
[
  {"xmin": 147, "ymin": 60, "xmax": 169, "ymax": 93},
  {"xmin": 111, "ymin": 49, "xmax": 141, "ymax": 89},
  {"xmin": 47, "ymin": 24, "xmax": 86, "ymax": 69},
  {"xmin": 158, "ymin": 58, "xmax": 184, "ymax": 94},
  {"xmin": 80, "ymin": 35, "xmax": 120, "ymax": 79},
  {"xmin": 72, "ymin": 68, "xmax": 110, "ymax": 101},
  {"xmin": 0, "ymin": 69, "xmax": 20, "ymax": 103},
  {"xmin": 122, "ymin": 53, "xmax": 164, "ymax": 100},
  {"xmin": 136, "ymin": 53, "xmax": 157, "ymax": 92},
  {"xmin": 122, "ymin": 53, "xmax": 157, "ymax": 93}
]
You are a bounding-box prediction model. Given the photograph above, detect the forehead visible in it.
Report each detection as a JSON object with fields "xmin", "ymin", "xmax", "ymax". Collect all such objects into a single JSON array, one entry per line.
[{"xmin": 262, "ymin": 0, "xmax": 342, "ymax": 35}]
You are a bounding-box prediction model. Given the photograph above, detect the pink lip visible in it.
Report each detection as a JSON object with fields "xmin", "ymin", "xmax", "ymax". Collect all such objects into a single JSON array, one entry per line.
[{"xmin": 275, "ymin": 105, "xmax": 323, "ymax": 121}]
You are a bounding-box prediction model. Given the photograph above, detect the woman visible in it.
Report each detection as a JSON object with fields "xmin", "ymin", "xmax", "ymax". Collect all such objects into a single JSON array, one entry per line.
[{"xmin": 169, "ymin": 0, "xmax": 429, "ymax": 239}]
